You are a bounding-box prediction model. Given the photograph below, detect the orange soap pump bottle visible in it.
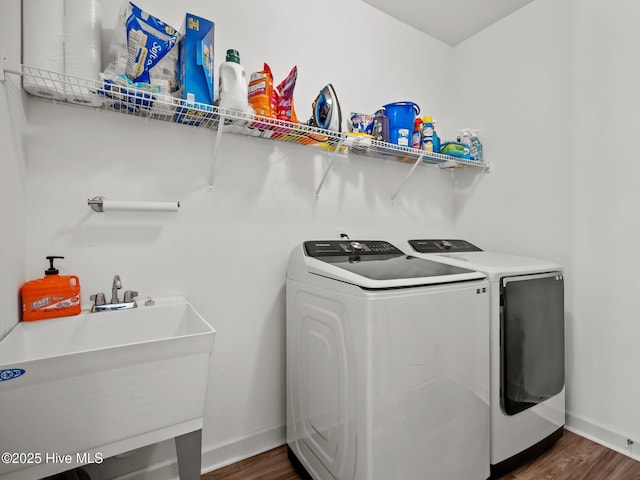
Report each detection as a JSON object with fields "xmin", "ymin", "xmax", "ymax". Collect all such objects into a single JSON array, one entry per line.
[{"xmin": 21, "ymin": 256, "xmax": 81, "ymax": 321}]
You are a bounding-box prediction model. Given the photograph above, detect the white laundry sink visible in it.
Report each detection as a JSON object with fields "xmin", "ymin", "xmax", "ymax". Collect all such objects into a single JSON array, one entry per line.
[{"xmin": 0, "ymin": 296, "xmax": 215, "ymax": 480}]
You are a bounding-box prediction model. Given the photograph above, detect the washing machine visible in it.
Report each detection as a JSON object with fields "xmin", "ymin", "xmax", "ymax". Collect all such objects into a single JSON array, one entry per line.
[
  {"xmin": 286, "ymin": 240, "xmax": 491, "ymax": 480},
  {"xmin": 406, "ymin": 239, "xmax": 565, "ymax": 478}
]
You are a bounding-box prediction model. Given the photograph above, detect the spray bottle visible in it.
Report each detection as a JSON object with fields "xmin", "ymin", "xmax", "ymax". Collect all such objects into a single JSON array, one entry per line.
[
  {"xmin": 470, "ymin": 129, "xmax": 483, "ymax": 162},
  {"xmin": 421, "ymin": 116, "xmax": 434, "ymax": 152},
  {"xmin": 412, "ymin": 117, "xmax": 423, "ymax": 149},
  {"xmin": 423, "ymin": 117, "xmax": 441, "ymax": 153}
]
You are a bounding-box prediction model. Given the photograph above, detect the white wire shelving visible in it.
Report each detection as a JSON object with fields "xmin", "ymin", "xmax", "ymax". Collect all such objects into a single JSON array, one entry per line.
[{"xmin": 1, "ymin": 57, "xmax": 490, "ymax": 199}]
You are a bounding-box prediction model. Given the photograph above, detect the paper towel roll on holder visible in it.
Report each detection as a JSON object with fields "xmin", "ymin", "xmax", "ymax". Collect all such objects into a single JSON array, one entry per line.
[{"xmin": 88, "ymin": 196, "xmax": 180, "ymax": 213}]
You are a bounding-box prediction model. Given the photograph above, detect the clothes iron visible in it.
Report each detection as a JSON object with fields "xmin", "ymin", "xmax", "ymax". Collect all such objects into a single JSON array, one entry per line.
[{"xmin": 308, "ymin": 84, "xmax": 342, "ymax": 132}]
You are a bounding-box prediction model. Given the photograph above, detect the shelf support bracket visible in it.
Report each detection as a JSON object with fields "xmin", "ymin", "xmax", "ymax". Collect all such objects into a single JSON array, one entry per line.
[
  {"xmin": 0, "ymin": 54, "xmax": 22, "ymax": 82},
  {"xmin": 315, "ymin": 137, "xmax": 346, "ymax": 198},
  {"xmin": 390, "ymin": 154, "xmax": 425, "ymax": 203},
  {"xmin": 207, "ymin": 119, "xmax": 225, "ymax": 191}
]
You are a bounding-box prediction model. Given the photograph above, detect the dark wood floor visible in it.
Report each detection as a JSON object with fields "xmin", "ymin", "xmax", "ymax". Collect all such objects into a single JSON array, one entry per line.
[{"xmin": 202, "ymin": 430, "xmax": 640, "ymax": 479}]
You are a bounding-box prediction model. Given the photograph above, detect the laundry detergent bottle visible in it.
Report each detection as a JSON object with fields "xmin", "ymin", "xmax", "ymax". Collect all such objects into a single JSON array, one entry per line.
[
  {"xmin": 217, "ymin": 49, "xmax": 249, "ymax": 112},
  {"xmin": 21, "ymin": 256, "xmax": 81, "ymax": 321}
]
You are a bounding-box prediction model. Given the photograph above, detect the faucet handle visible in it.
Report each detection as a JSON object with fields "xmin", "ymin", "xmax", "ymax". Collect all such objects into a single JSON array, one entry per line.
[
  {"xmin": 123, "ymin": 290, "xmax": 138, "ymax": 303},
  {"xmin": 90, "ymin": 293, "xmax": 106, "ymax": 306}
]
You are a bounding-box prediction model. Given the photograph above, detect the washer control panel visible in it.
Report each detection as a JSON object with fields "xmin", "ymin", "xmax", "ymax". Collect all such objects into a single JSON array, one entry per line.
[
  {"xmin": 408, "ymin": 239, "xmax": 483, "ymax": 253},
  {"xmin": 304, "ymin": 240, "xmax": 403, "ymax": 257}
]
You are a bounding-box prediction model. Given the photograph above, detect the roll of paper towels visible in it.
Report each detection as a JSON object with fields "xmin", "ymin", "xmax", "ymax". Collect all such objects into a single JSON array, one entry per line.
[
  {"xmin": 22, "ymin": 0, "xmax": 65, "ymax": 100},
  {"xmin": 64, "ymin": 0, "xmax": 102, "ymax": 105},
  {"xmin": 101, "ymin": 200, "xmax": 180, "ymax": 213}
]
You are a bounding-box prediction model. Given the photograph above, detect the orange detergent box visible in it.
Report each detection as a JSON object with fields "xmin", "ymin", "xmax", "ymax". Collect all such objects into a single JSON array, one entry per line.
[{"xmin": 21, "ymin": 256, "xmax": 81, "ymax": 321}]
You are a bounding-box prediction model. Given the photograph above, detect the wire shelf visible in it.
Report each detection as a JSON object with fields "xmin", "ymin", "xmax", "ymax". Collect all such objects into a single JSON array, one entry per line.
[{"xmin": 13, "ymin": 63, "xmax": 489, "ymax": 170}]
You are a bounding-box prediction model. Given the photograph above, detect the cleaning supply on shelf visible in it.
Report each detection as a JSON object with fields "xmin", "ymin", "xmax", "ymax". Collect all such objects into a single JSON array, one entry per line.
[
  {"xmin": 457, "ymin": 128, "xmax": 472, "ymax": 147},
  {"xmin": 217, "ymin": 49, "xmax": 249, "ymax": 112},
  {"xmin": 308, "ymin": 84, "xmax": 342, "ymax": 132},
  {"xmin": 470, "ymin": 129, "xmax": 484, "ymax": 161},
  {"xmin": 372, "ymin": 108, "xmax": 389, "ymax": 142},
  {"xmin": 432, "ymin": 121, "xmax": 441, "ymax": 153},
  {"xmin": 421, "ymin": 116, "xmax": 434, "ymax": 151},
  {"xmin": 177, "ymin": 12, "xmax": 215, "ymax": 105},
  {"xmin": 276, "ymin": 66, "xmax": 300, "ymax": 123},
  {"xmin": 248, "ymin": 63, "xmax": 276, "ymax": 117},
  {"xmin": 412, "ymin": 117, "xmax": 423, "ymax": 149},
  {"xmin": 21, "ymin": 256, "xmax": 81, "ymax": 321},
  {"xmin": 383, "ymin": 101, "xmax": 420, "ymax": 147},
  {"xmin": 440, "ymin": 141, "xmax": 471, "ymax": 159}
]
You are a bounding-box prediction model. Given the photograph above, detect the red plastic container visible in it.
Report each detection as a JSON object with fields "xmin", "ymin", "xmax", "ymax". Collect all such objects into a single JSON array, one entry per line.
[{"xmin": 21, "ymin": 256, "xmax": 81, "ymax": 321}]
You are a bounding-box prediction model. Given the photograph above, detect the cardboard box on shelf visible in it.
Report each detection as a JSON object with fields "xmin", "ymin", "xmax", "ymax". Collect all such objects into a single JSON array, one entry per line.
[{"xmin": 174, "ymin": 13, "xmax": 215, "ymax": 125}]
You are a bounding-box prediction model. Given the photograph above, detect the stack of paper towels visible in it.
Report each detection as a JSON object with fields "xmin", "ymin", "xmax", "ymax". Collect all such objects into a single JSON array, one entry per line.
[{"xmin": 22, "ymin": 0, "xmax": 102, "ymax": 105}]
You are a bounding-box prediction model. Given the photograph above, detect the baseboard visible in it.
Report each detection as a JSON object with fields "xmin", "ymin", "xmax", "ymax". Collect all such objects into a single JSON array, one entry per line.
[
  {"xmin": 200, "ymin": 423, "xmax": 286, "ymax": 474},
  {"xmin": 105, "ymin": 424, "xmax": 285, "ymax": 480},
  {"xmin": 565, "ymin": 413, "xmax": 640, "ymax": 461}
]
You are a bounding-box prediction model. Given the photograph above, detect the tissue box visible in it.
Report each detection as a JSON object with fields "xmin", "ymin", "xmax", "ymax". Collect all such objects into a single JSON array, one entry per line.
[{"xmin": 175, "ymin": 13, "xmax": 215, "ymax": 125}]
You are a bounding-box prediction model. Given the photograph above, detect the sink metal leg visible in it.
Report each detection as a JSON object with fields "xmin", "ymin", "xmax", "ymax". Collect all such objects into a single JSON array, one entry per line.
[{"xmin": 175, "ymin": 429, "xmax": 202, "ymax": 480}]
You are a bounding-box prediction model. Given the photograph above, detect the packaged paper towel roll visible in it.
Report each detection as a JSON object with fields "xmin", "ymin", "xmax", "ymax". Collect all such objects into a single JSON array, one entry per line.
[
  {"xmin": 64, "ymin": 0, "xmax": 102, "ymax": 105},
  {"xmin": 22, "ymin": 0, "xmax": 65, "ymax": 100}
]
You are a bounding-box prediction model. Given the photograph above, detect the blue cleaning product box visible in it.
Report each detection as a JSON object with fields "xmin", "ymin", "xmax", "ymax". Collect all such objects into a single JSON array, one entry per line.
[{"xmin": 175, "ymin": 13, "xmax": 215, "ymax": 125}]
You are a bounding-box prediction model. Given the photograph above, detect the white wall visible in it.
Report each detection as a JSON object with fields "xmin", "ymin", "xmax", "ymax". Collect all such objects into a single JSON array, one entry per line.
[
  {"xmin": 453, "ymin": 0, "xmax": 640, "ymax": 460},
  {"xmin": 451, "ymin": 0, "xmax": 572, "ymax": 262},
  {"xmin": 0, "ymin": 0, "xmax": 27, "ymax": 339},
  {"xmin": 21, "ymin": 1, "xmax": 460, "ymax": 477},
  {"xmin": 10, "ymin": 0, "xmax": 640, "ymax": 477},
  {"xmin": 567, "ymin": 0, "xmax": 640, "ymax": 458}
]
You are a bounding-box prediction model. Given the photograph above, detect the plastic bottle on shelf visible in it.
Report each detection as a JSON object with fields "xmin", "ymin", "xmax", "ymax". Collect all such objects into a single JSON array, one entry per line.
[
  {"xmin": 421, "ymin": 116, "xmax": 434, "ymax": 151},
  {"xmin": 412, "ymin": 117, "xmax": 423, "ymax": 149},
  {"xmin": 432, "ymin": 120, "xmax": 441, "ymax": 153},
  {"xmin": 457, "ymin": 128, "xmax": 471, "ymax": 146},
  {"xmin": 470, "ymin": 129, "xmax": 483, "ymax": 162},
  {"xmin": 217, "ymin": 49, "xmax": 249, "ymax": 112}
]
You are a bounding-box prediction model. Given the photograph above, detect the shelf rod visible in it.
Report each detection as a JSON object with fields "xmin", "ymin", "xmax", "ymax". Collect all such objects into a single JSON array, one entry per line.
[
  {"xmin": 207, "ymin": 119, "xmax": 225, "ymax": 191},
  {"xmin": 390, "ymin": 154, "xmax": 425, "ymax": 203},
  {"xmin": 315, "ymin": 137, "xmax": 346, "ymax": 198}
]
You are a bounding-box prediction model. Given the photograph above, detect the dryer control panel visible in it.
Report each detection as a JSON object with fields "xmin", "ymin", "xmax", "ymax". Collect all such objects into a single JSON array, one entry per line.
[
  {"xmin": 409, "ymin": 239, "xmax": 483, "ymax": 253},
  {"xmin": 304, "ymin": 240, "xmax": 403, "ymax": 257}
]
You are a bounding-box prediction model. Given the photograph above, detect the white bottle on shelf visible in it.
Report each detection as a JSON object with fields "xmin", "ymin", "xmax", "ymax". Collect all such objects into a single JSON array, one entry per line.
[
  {"xmin": 457, "ymin": 128, "xmax": 471, "ymax": 146},
  {"xmin": 217, "ymin": 49, "xmax": 249, "ymax": 112}
]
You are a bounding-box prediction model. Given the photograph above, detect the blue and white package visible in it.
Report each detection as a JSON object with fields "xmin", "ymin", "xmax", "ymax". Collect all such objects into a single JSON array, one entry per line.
[
  {"xmin": 124, "ymin": 2, "xmax": 178, "ymax": 84},
  {"xmin": 349, "ymin": 112, "xmax": 375, "ymax": 135}
]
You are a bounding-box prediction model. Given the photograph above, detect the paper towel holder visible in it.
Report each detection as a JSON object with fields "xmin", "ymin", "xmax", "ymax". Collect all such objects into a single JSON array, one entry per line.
[{"xmin": 88, "ymin": 196, "xmax": 181, "ymax": 213}]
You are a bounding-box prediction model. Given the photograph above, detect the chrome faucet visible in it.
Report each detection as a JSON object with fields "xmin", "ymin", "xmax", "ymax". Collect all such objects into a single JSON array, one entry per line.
[
  {"xmin": 111, "ymin": 274, "xmax": 122, "ymax": 304},
  {"xmin": 90, "ymin": 274, "xmax": 138, "ymax": 312}
]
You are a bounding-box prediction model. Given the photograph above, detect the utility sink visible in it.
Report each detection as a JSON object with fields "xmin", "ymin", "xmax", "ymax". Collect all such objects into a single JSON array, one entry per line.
[{"xmin": 0, "ymin": 296, "xmax": 215, "ymax": 480}]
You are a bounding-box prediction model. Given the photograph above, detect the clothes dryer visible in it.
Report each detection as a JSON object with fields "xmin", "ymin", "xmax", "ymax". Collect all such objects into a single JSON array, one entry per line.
[
  {"xmin": 407, "ymin": 239, "xmax": 565, "ymax": 478},
  {"xmin": 286, "ymin": 240, "xmax": 491, "ymax": 480}
]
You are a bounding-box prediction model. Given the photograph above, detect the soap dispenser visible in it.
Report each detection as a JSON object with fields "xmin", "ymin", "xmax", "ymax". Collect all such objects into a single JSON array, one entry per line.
[{"xmin": 21, "ymin": 256, "xmax": 81, "ymax": 321}]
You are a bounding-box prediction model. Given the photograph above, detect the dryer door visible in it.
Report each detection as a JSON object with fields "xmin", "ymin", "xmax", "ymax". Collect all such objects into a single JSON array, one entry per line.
[{"xmin": 501, "ymin": 272, "xmax": 564, "ymax": 416}]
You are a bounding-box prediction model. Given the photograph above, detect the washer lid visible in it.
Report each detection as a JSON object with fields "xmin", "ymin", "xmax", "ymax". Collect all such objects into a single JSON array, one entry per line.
[
  {"xmin": 304, "ymin": 240, "xmax": 485, "ymax": 289},
  {"xmin": 408, "ymin": 240, "xmax": 562, "ymax": 280}
]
